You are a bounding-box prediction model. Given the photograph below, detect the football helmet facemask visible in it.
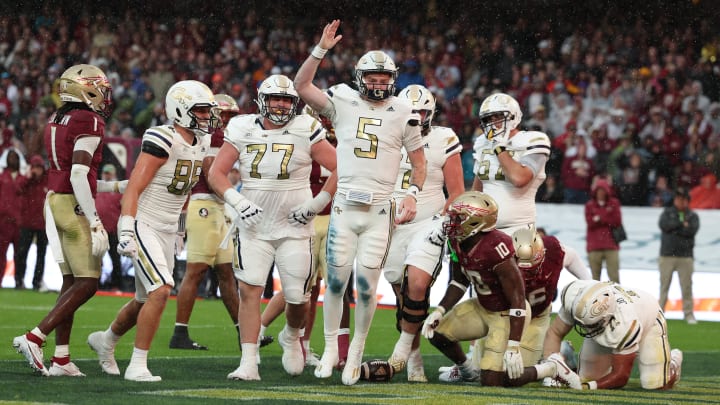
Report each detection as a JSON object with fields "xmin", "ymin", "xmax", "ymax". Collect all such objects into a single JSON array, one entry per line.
[
  {"xmin": 58, "ymin": 64, "xmax": 113, "ymax": 119},
  {"xmin": 399, "ymin": 84, "xmax": 435, "ymax": 133},
  {"xmin": 561, "ymin": 280, "xmax": 617, "ymax": 338},
  {"xmin": 443, "ymin": 191, "xmax": 498, "ymax": 242},
  {"xmin": 166, "ymin": 80, "xmax": 219, "ymax": 136},
  {"xmin": 512, "ymin": 227, "xmax": 546, "ymax": 274},
  {"xmin": 478, "ymin": 93, "xmax": 522, "ymax": 143},
  {"xmin": 213, "ymin": 93, "xmax": 240, "ymax": 126},
  {"xmin": 256, "ymin": 74, "xmax": 299, "ymax": 125},
  {"xmin": 355, "ymin": 50, "xmax": 397, "ymax": 101}
]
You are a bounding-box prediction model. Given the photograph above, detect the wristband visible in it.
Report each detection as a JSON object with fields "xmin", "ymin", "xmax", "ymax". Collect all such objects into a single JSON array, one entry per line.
[
  {"xmin": 435, "ymin": 306, "xmax": 447, "ymax": 315},
  {"xmin": 223, "ymin": 188, "xmax": 247, "ymax": 206},
  {"xmin": 311, "ymin": 45, "xmax": 328, "ymax": 59},
  {"xmin": 582, "ymin": 381, "xmax": 598, "ymax": 390},
  {"xmin": 507, "ymin": 339, "xmax": 520, "ymax": 348},
  {"xmin": 509, "ymin": 308, "xmax": 527, "ymax": 317},
  {"xmin": 406, "ymin": 184, "xmax": 420, "ymax": 200},
  {"xmin": 493, "ymin": 145, "xmax": 507, "ymax": 155},
  {"xmin": 118, "ymin": 215, "xmax": 135, "ymax": 235}
]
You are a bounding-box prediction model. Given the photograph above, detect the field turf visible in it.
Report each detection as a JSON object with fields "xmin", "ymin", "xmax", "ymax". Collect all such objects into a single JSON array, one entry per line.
[{"xmin": 1, "ymin": 290, "xmax": 719, "ymax": 404}]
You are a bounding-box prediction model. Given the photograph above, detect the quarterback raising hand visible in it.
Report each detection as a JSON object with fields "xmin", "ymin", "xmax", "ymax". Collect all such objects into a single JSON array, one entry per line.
[{"xmin": 319, "ymin": 19, "xmax": 343, "ymax": 50}]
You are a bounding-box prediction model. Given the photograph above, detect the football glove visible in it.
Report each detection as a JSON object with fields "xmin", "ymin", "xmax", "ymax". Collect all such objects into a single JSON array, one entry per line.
[
  {"xmin": 503, "ymin": 340, "xmax": 523, "ymax": 379},
  {"xmin": 546, "ymin": 352, "xmax": 582, "ymax": 389},
  {"xmin": 90, "ymin": 219, "xmax": 109, "ymax": 257},
  {"xmin": 426, "ymin": 215, "xmax": 447, "ymax": 247},
  {"xmin": 224, "ymin": 188, "xmax": 263, "ymax": 227},
  {"xmin": 288, "ymin": 191, "xmax": 331, "ymax": 226},
  {"xmin": 421, "ymin": 307, "xmax": 446, "ymax": 339},
  {"xmin": 117, "ymin": 215, "xmax": 137, "ymax": 258}
]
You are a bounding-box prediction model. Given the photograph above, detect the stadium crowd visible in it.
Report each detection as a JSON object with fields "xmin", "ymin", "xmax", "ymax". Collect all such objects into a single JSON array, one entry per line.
[{"xmin": 1, "ymin": 3, "xmax": 719, "ymax": 208}]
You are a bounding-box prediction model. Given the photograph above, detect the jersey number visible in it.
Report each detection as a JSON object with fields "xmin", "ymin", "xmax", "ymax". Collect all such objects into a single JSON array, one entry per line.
[
  {"xmin": 354, "ymin": 117, "xmax": 380, "ymax": 159},
  {"xmin": 246, "ymin": 143, "xmax": 294, "ymax": 179},
  {"xmin": 527, "ymin": 287, "xmax": 547, "ymax": 306},
  {"xmin": 475, "ymin": 149, "xmax": 512, "ymax": 181},
  {"xmin": 167, "ymin": 159, "xmax": 202, "ymax": 195}
]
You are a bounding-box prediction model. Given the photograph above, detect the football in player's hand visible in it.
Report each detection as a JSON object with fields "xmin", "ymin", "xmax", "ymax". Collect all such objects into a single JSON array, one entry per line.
[{"xmin": 359, "ymin": 360, "xmax": 395, "ymax": 382}]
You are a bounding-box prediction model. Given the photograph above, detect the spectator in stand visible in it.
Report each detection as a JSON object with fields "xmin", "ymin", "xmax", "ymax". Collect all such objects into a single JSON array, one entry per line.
[
  {"xmin": 14, "ymin": 155, "xmax": 48, "ymax": 291},
  {"xmin": 648, "ymin": 175, "xmax": 674, "ymax": 207},
  {"xmin": 639, "ymin": 106, "xmax": 667, "ymax": 142},
  {"xmin": 689, "ymin": 173, "xmax": 720, "ymax": 209},
  {"xmin": 524, "ymin": 104, "xmax": 549, "ymax": 136},
  {"xmin": 95, "ymin": 164, "xmax": 123, "ymax": 291},
  {"xmin": 687, "ymin": 108, "xmax": 713, "ymax": 145},
  {"xmin": 675, "ymin": 158, "xmax": 708, "ymax": 191},
  {"xmin": 658, "ymin": 187, "xmax": 700, "ymax": 324},
  {"xmin": 617, "ymin": 151, "xmax": 649, "ymax": 206},
  {"xmin": 0, "ymin": 148, "xmax": 23, "ymax": 288},
  {"xmin": 681, "ymin": 81, "xmax": 710, "ymax": 115},
  {"xmin": 584, "ymin": 179, "xmax": 622, "ymax": 283},
  {"xmin": 561, "ymin": 139, "xmax": 595, "ymax": 204},
  {"xmin": 395, "ymin": 60, "xmax": 425, "ymax": 91}
]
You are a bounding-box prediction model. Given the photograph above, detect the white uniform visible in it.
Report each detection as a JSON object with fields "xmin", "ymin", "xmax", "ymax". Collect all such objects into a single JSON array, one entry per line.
[
  {"xmin": 558, "ymin": 284, "xmax": 675, "ymax": 389},
  {"xmin": 473, "ymin": 130, "xmax": 550, "ymax": 233},
  {"xmin": 321, "ymin": 83, "xmax": 423, "ymax": 269},
  {"xmin": 384, "ymin": 126, "xmax": 461, "ymax": 284},
  {"xmin": 224, "ymin": 114, "xmax": 326, "ymax": 304},
  {"xmin": 134, "ymin": 125, "xmax": 210, "ymax": 297}
]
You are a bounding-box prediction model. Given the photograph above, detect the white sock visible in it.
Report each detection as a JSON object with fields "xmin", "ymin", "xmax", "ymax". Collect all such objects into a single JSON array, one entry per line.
[
  {"xmin": 241, "ymin": 343, "xmax": 258, "ymax": 365},
  {"xmin": 408, "ymin": 347, "xmax": 423, "ymax": 366},
  {"xmin": 259, "ymin": 325, "xmax": 267, "ymax": 337},
  {"xmin": 302, "ymin": 339, "xmax": 310, "ymax": 352},
  {"xmin": 30, "ymin": 327, "xmax": 47, "ymax": 341},
  {"xmin": 128, "ymin": 347, "xmax": 148, "ymax": 370},
  {"xmin": 284, "ymin": 324, "xmax": 300, "ymax": 340},
  {"xmin": 105, "ymin": 327, "xmax": 121, "ymax": 346},
  {"xmin": 322, "ymin": 264, "xmax": 353, "ymax": 352},
  {"xmin": 54, "ymin": 344, "xmax": 69, "ymax": 359},
  {"xmin": 392, "ymin": 331, "xmax": 415, "ymax": 360}
]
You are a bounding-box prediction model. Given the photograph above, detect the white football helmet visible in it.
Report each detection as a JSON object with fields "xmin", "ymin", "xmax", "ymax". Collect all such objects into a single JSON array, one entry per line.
[
  {"xmin": 256, "ymin": 74, "xmax": 299, "ymax": 125},
  {"xmin": 58, "ymin": 64, "xmax": 113, "ymax": 118},
  {"xmin": 354, "ymin": 50, "xmax": 397, "ymax": 101},
  {"xmin": 478, "ymin": 92, "xmax": 522, "ymax": 142},
  {"xmin": 512, "ymin": 227, "xmax": 546, "ymax": 271},
  {"xmin": 561, "ymin": 280, "xmax": 617, "ymax": 338},
  {"xmin": 166, "ymin": 80, "xmax": 219, "ymax": 135},
  {"xmin": 399, "ymin": 84, "xmax": 435, "ymax": 133},
  {"xmin": 443, "ymin": 191, "xmax": 498, "ymax": 242}
]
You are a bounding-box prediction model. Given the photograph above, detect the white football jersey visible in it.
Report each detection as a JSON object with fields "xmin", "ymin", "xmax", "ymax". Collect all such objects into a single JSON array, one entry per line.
[
  {"xmin": 224, "ymin": 113, "xmax": 326, "ymax": 240},
  {"xmin": 473, "ymin": 130, "xmax": 550, "ymax": 230},
  {"xmin": 323, "ymin": 84, "xmax": 423, "ymax": 203},
  {"xmin": 559, "ymin": 285, "xmax": 661, "ymax": 355},
  {"xmin": 392, "ymin": 126, "xmax": 462, "ymax": 222},
  {"xmin": 136, "ymin": 125, "xmax": 210, "ymax": 233}
]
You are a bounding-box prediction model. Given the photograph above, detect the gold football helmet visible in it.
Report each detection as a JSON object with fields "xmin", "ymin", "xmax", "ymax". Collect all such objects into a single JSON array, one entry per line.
[
  {"xmin": 58, "ymin": 64, "xmax": 113, "ymax": 118},
  {"xmin": 512, "ymin": 227, "xmax": 546, "ymax": 271},
  {"xmin": 213, "ymin": 93, "xmax": 240, "ymax": 126},
  {"xmin": 443, "ymin": 191, "xmax": 498, "ymax": 241}
]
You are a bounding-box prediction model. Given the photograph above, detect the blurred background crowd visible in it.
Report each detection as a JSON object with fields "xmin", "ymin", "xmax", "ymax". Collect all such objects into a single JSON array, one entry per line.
[{"xmin": 1, "ymin": 0, "xmax": 719, "ymax": 208}]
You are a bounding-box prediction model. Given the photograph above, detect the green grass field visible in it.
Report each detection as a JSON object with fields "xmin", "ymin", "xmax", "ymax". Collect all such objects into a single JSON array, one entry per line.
[{"xmin": 2, "ymin": 289, "xmax": 719, "ymax": 404}]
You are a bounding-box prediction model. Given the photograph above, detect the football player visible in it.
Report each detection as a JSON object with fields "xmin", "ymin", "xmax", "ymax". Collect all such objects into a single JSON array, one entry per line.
[
  {"xmin": 472, "ymin": 92, "xmax": 551, "ymax": 234},
  {"xmin": 384, "ymin": 85, "xmax": 465, "ymax": 382},
  {"xmin": 294, "ymin": 19, "xmax": 427, "ymax": 386},
  {"xmin": 87, "ymin": 80, "xmax": 217, "ymax": 382},
  {"xmin": 543, "ymin": 280, "xmax": 683, "ymax": 390},
  {"xmin": 169, "ymin": 94, "xmax": 241, "ymax": 351},
  {"xmin": 421, "ymin": 191, "xmax": 532, "ymax": 386},
  {"xmin": 208, "ymin": 74, "xmax": 338, "ymax": 381},
  {"xmin": 13, "ymin": 64, "xmax": 114, "ymax": 377}
]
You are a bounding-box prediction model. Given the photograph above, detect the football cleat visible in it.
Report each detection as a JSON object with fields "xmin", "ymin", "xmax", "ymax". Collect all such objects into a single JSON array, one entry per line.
[
  {"xmin": 49, "ymin": 361, "xmax": 86, "ymax": 377},
  {"xmin": 438, "ymin": 365, "xmax": 462, "ymax": 383},
  {"xmin": 124, "ymin": 366, "xmax": 161, "ymax": 382},
  {"xmin": 387, "ymin": 352, "xmax": 407, "ymax": 374},
  {"xmin": 305, "ymin": 348, "xmax": 321, "ymax": 368},
  {"xmin": 87, "ymin": 331, "xmax": 120, "ymax": 375},
  {"xmin": 227, "ymin": 363, "xmax": 261, "ymax": 381},
  {"xmin": 169, "ymin": 335, "xmax": 208, "ymax": 350},
  {"xmin": 278, "ymin": 329, "xmax": 304, "ymax": 376},
  {"xmin": 406, "ymin": 351, "xmax": 427, "ymax": 383},
  {"xmin": 259, "ymin": 335, "xmax": 274, "ymax": 348},
  {"xmin": 13, "ymin": 334, "xmax": 49, "ymax": 376},
  {"xmin": 341, "ymin": 345, "xmax": 364, "ymax": 386},
  {"xmin": 314, "ymin": 350, "xmax": 339, "ymax": 378},
  {"xmin": 459, "ymin": 363, "xmax": 482, "ymax": 382},
  {"xmin": 670, "ymin": 349, "xmax": 683, "ymax": 386}
]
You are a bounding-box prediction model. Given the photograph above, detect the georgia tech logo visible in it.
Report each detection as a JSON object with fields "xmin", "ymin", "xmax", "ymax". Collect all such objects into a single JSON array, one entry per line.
[{"xmin": 333, "ymin": 206, "xmax": 343, "ymax": 215}]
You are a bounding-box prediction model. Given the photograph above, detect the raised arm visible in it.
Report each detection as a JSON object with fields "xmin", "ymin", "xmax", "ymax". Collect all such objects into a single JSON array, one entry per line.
[{"xmin": 294, "ymin": 19, "xmax": 343, "ymax": 113}]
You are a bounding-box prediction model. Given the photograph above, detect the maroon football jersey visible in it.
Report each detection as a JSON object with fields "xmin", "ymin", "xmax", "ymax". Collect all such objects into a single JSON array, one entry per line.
[
  {"xmin": 449, "ymin": 229, "xmax": 516, "ymax": 311},
  {"xmin": 44, "ymin": 109, "xmax": 105, "ymax": 196},
  {"xmin": 523, "ymin": 235, "xmax": 565, "ymax": 317},
  {"xmin": 190, "ymin": 127, "xmax": 225, "ymax": 195}
]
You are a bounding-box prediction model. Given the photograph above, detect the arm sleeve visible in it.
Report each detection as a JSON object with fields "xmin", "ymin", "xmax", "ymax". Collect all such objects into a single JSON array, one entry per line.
[{"xmin": 70, "ymin": 163, "xmax": 101, "ymax": 226}]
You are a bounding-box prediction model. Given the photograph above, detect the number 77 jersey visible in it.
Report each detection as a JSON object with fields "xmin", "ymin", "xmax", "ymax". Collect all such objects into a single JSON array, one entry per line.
[{"xmin": 136, "ymin": 125, "xmax": 210, "ymax": 232}]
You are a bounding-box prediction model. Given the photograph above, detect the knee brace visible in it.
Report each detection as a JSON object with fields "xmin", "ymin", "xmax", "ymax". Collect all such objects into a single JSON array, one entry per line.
[{"xmin": 401, "ymin": 291, "xmax": 429, "ymax": 324}]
